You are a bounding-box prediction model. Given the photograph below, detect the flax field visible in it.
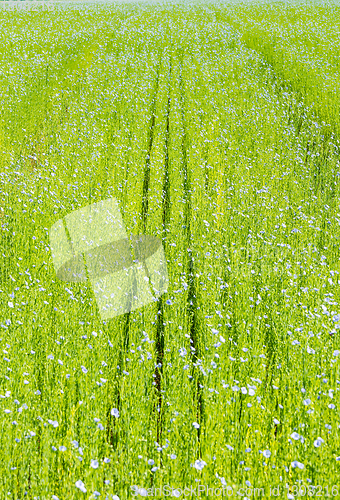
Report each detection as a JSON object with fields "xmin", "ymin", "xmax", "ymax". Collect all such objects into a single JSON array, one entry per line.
[{"xmin": 1, "ymin": 0, "xmax": 340, "ymax": 498}]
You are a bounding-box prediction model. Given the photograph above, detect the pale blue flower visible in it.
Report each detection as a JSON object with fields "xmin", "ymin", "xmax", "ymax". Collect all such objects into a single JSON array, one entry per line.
[
  {"xmin": 314, "ymin": 437, "xmax": 324, "ymax": 447},
  {"xmin": 291, "ymin": 461, "xmax": 304, "ymax": 469},
  {"xmin": 193, "ymin": 459, "xmax": 206, "ymax": 470},
  {"xmin": 75, "ymin": 480, "xmax": 86, "ymax": 492}
]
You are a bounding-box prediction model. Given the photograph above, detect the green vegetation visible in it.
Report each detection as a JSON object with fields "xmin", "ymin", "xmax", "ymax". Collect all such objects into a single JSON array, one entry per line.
[{"xmin": 1, "ymin": 0, "xmax": 340, "ymax": 498}]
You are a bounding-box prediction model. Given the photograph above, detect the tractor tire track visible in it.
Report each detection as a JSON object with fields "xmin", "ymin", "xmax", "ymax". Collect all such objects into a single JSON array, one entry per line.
[
  {"xmin": 153, "ymin": 49, "xmax": 172, "ymax": 447},
  {"xmin": 178, "ymin": 53, "xmax": 205, "ymax": 450},
  {"xmin": 141, "ymin": 55, "xmax": 162, "ymax": 233}
]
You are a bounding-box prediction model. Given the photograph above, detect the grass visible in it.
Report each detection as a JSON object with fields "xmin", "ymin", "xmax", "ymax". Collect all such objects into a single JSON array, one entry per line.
[{"xmin": 1, "ymin": 0, "xmax": 340, "ymax": 498}]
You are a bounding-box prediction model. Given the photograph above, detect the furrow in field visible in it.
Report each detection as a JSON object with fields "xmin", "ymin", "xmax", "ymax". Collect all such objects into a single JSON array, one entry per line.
[
  {"xmin": 178, "ymin": 50, "xmax": 205, "ymax": 449},
  {"xmin": 140, "ymin": 59, "xmax": 161, "ymax": 233},
  {"xmin": 99, "ymin": 16, "xmax": 177, "ymax": 481},
  {"xmin": 153, "ymin": 49, "xmax": 173, "ymax": 447},
  {"xmin": 100, "ymin": 41, "xmax": 165, "ymax": 471}
]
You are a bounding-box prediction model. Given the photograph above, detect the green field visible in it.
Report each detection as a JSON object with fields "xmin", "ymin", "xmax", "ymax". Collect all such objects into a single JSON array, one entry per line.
[{"xmin": 1, "ymin": 0, "xmax": 340, "ymax": 498}]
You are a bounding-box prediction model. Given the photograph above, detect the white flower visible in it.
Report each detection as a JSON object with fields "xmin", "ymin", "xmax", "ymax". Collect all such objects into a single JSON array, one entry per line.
[
  {"xmin": 273, "ymin": 418, "xmax": 280, "ymax": 425},
  {"xmin": 193, "ymin": 459, "xmax": 206, "ymax": 470},
  {"xmin": 173, "ymin": 490, "xmax": 181, "ymax": 497},
  {"xmin": 111, "ymin": 408, "xmax": 119, "ymax": 418},
  {"xmin": 59, "ymin": 446, "xmax": 67, "ymax": 452},
  {"xmin": 303, "ymin": 399, "xmax": 311, "ymax": 405},
  {"xmin": 90, "ymin": 459, "xmax": 99, "ymax": 469},
  {"xmin": 170, "ymin": 454, "xmax": 177, "ymax": 459},
  {"xmin": 248, "ymin": 388, "xmax": 255, "ymax": 396},
  {"xmin": 241, "ymin": 387, "xmax": 247, "ymax": 394},
  {"xmin": 81, "ymin": 366, "xmax": 88, "ymax": 374},
  {"xmin": 263, "ymin": 450, "xmax": 271, "ymax": 458},
  {"xmin": 151, "ymin": 466, "xmax": 158, "ymax": 472},
  {"xmin": 148, "ymin": 459, "xmax": 154, "ymax": 465},
  {"xmin": 333, "ymin": 350, "xmax": 340, "ymax": 356},
  {"xmin": 232, "ymin": 386, "xmax": 240, "ymax": 392},
  {"xmin": 75, "ymin": 480, "xmax": 86, "ymax": 492},
  {"xmin": 112, "ymin": 496, "xmax": 120, "ymax": 500},
  {"xmin": 291, "ymin": 432, "xmax": 300, "ymax": 440},
  {"xmin": 192, "ymin": 422, "xmax": 200, "ymax": 429}
]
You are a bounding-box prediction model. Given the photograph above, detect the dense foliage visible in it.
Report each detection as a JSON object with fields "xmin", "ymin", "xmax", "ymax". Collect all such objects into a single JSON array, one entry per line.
[{"xmin": 1, "ymin": 0, "xmax": 340, "ymax": 497}]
